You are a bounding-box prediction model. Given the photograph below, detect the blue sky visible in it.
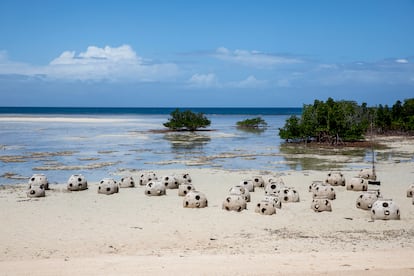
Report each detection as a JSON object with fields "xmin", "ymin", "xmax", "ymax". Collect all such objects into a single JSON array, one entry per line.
[{"xmin": 0, "ymin": 0, "xmax": 413, "ymax": 107}]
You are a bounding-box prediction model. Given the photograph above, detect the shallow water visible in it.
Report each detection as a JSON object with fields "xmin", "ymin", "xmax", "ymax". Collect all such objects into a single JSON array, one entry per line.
[{"xmin": 0, "ymin": 112, "xmax": 410, "ymax": 185}]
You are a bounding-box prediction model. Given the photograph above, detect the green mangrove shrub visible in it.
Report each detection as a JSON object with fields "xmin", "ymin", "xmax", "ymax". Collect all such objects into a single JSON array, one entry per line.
[
  {"xmin": 163, "ymin": 109, "xmax": 211, "ymax": 131},
  {"xmin": 236, "ymin": 117, "xmax": 267, "ymax": 129},
  {"xmin": 279, "ymin": 97, "xmax": 414, "ymax": 144}
]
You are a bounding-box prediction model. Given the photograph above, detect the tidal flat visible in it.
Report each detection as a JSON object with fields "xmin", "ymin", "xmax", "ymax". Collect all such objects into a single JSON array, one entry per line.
[{"xmin": 0, "ymin": 114, "xmax": 413, "ymax": 185}]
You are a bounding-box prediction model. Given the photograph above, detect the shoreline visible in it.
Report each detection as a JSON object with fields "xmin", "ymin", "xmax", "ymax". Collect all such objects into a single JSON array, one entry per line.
[{"xmin": 1, "ymin": 134, "xmax": 413, "ymax": 185}]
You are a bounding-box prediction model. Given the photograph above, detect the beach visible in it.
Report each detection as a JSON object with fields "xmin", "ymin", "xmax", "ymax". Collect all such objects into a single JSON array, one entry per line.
[
  {"xmin": 0, "ymin": 111, "xmax": 413, "ymax": 275},
  {"xmin": 1, "ymin": 159, "xmax": 414, "ymax": 275}
]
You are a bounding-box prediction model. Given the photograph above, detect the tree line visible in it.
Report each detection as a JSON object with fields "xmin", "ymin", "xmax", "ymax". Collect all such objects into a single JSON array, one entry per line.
[
  {"xmin": 279, "ymin": 98, "xmax": 414, "ymax": 144},
  {"xmin": 163, "ymin": 109, "xmax": 268, "ymax": 131}
]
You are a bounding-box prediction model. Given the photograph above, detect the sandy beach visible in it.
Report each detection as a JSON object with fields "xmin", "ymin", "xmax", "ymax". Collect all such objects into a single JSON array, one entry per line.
[{"xmin": 1, "ymin": 153, "xmax": 414, "ymax": 275}]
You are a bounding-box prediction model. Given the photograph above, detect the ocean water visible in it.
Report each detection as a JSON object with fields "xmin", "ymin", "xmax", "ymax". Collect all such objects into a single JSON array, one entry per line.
[{"xmin": 0, "ymin": 107, "xmax": 303, "ymax": 185}]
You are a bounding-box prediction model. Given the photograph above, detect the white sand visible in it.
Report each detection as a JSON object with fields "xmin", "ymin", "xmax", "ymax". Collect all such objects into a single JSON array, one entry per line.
[
  {"xmin": 0, "ymin": 116, "xmax": 141, "ymax": 123},
  {"xmin": 0, "ymin": 162, "xmax": 413, "ymax": 275}
]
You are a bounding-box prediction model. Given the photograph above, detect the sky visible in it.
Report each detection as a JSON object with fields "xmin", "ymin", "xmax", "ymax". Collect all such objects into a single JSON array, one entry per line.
[{"xmin": 0, "ymin": 0, "xmax": 413, "ymax": 107}]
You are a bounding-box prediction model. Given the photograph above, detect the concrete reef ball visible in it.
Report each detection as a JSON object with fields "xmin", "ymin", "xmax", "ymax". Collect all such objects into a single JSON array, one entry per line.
[
  {"xmin": 178, "ymin": 183, "xmax": 196, "ymax": 196},
  {"xmin": 27, "ymin": 183, "xmax": 46, "ymax": 198},
  {"xmin": 28, "ymin": 173, "xmax": 49, "ymax": 190},
  {"xmin": 119, "ymin": 176, "xmax": 135, "ymax": 188},
  {"xmin": 265, "ymin": 181, "xmax": 285, "ymax": 196},
  {"xmin": 356, "ymin": 191, "xmax": 381, "ymax": 210},
  {"xmin": 175, "ymin": 173, "xmax": 192, "ymax": 185},
  {"xmin": 67, "ymin": 174, "xmax": 88, "ymax": 191},
  {"xmin": 406, "ymin": 184, "xmax": 414, "ymax": 197},
  {"xmin": 183, "ymin": 190, "xmax": 208, "ymax": 208},
  {"xmin": 252, "ymin": 176, "xmax": 265, "ymax": 188},
  {"xmin": 358, "ymin": 168, "xmax": 377, "ymax": 180},
  {"xmin": 309, "ymin": 181, "xmax": 327, "ymax": 193},
  {"xmin": 264, "ymin": 177, "xmax": 284, "ymax": 189},
  {"xmin": 139, "ymin": 172, "xmax": 158, "ymax": 186},
  {"xmin": 145, "ymin": 181, "xmax": 166, "ymax": 196},
  {"xmin": 98, "ymin": 178, "xmax": 119, "ymax": 195},
  {"xmin": 312, "ymin": 184, "xmax": 336, "ymax": 200},
  {"xmin": 347, "ymin": 177, "xmax": 368, "ymax": 191},
  {"xmin": 240, "ymin": 179, "xmax": 255, "ymax": 192},
  {"xmin": 278, "ymin": 187, "xmax": 300, "ymax": 202},
  {"xmin": 222, "ymin": 194, "xmax": 247, "ymax": 212},
  {"xmin": 371, "ymin": 199, "xmax": 400, "ymax": 220},
  {"xmin": 229, "ymin": 185, "xmax": 251, "ymax": 202},
  {"xmin": 161, "ymin": 175, "xmax": 179, "ymax": 189},
  {"xmin": 262, "ymin": 194, "xmax": 282, "ymax": 209},
  {"xmin": 255, "ymin": 200, "xmax": 276, "ymax": 215},
  {"xmin": 325, "ymin": 171, "xmax": 346, "ymax": 186},
  {"xmin": 311, "ymin": 198, "xmax": 332, "ymax": 212}
]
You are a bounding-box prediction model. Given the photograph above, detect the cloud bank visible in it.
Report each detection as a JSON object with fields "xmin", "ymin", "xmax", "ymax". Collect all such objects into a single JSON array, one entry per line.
[
  {"xmin": 214, "ymin": 47, "xmax": 302, "ymax": 68},
  {"xmin": 188, "ymin": 73, "xmax": 219, "ymax": 88},
  {"xmin": 0, "ymin": 45, "xmax": 412, "ymax": 95},
  {"xmin": 0, "ymin": 45, "xmax": 179, "ymax": 82},
  {"xmin": 187, "ymin": 74, "xmax": 267, "ymax": 89}
]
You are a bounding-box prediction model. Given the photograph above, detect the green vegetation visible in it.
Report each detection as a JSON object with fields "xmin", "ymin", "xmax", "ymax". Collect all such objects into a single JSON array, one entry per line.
[
  {"xmin": 279, "ymin": 97, "xmax": 414, "ymax": 144},
  {"xmin": 375, "ymin": 99, "xmax": 414, "ymax": 133},
  {"xmin": 236, "ymin": 117, "xmax": 267, "ymax": 129},
  {"xmin": 163, "ymin": 108, "xmax": 211, "ymax": 131}
]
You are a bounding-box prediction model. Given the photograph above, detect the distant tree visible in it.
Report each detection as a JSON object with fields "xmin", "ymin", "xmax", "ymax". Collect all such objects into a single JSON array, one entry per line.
[
  {"xmin": 391, "ymin": 100, "xmax": 404, "ymax": 130},
  {"xmin": 280, "ymin": 97, "xmax": 414, "ymax": 144},
  {"xmin": 402, "ymin": 98, "xmax": 414, "ymax": 130},
  {"xmin": 375, "ymin": 104, "xmax": 391, "ymax": 132},
  {"xmin": 279, "ymin": 115, "xmax": 302, "ymax": 140},
  {"xmin": 236, "ymin": 117, "xmax": 267, "ymax": 129},
  {"xmin": 163, "ymin": 109, "xmax": 211, "ymax": 131},
  {"xmin": 279, "ymin": 98, "xmax": 367, "ymax": 143}
]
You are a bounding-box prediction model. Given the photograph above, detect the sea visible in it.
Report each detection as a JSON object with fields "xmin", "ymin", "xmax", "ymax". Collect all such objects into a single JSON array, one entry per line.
[{"xmin": 0, "ymin": 106, "xmax": 371, "ymax": 185}]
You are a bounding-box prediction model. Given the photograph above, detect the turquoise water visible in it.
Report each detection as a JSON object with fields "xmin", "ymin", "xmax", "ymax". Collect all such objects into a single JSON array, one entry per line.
[{"xmin": 0, "ymin": 108, "xmax": 301, "ymax": 184}]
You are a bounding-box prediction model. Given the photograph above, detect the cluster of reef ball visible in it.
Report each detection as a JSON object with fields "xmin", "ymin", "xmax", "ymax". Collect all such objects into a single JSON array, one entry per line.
[{"xmin": 25, "ymin": 167, "xmax": 413, "ymax": 221}]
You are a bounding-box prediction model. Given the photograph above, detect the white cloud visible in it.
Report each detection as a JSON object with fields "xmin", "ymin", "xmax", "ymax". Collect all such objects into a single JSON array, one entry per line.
[
  {"xmin": 230, "ymin": 75, "xmax": 267, "ymax": 88},
  {"xmin": 214, "ymin": 47, "xmax": 302, "ymax": 68},
  {"xmin": 47, "ymin": 45, "xmax": 178, "ymax": 81},
  {"xmin": 187, "ymin": 74, "xmax": 268, "ymax": 89},
  {"xmin": 188, "ymin": 73, "xmax": 219, "ymax": 88},
  {"xmin": 50, "ymin": 45, "xmax": 141, "ymax": 65},
  {"xmin": 0, "ymin": 45, "xmax": 179, "ymax": 82},
  {"xmin": 395, "ymin": 58, "xmax": 408, "ymax": 64},
  {"xmin": 318, "ymin": 64, "xmax": 338, "ymax": 69}
]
